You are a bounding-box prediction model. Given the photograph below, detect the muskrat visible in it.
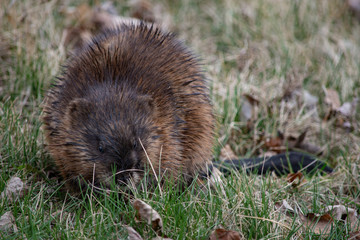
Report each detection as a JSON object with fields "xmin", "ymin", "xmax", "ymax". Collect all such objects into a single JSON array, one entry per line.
[
  {"xmin": 42, "ymin": 22, "xmax": 214, "ymax": 191},
  {"xmin": 43, "ymin": 22, "xmax": 332, "ymax": 192}
]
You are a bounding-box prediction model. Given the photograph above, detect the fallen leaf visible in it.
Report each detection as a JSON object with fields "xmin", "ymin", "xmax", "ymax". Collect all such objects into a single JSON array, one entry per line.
[
  {"xmin": 324, "ymin": 205, "xmax": 360, "ymax": 230},
  {"xmin": 300, "ymin": 212, "xmax": 333, "ymax": 234},
  {"xmin": 260, "ymin": 130, "xmax": 323, "ymax": 155},
  {"xmin": 0, "ymin": 176, "xmax": 27, "ymax": 202},
  {"xmin": 323, "ymin": 93, "xmax": 359, "ymax": 130},
  {"xmin": 338, "ymin": 102, "xmax": 353, "ymax": 117},
  {"xmin": 240, "ymin": 97, "xmax": 252, "ymax": 123},
  {"xmin": 219, "ymin": 145, "xmax": 237, "ymax": 161},
  {"xmin": 303, "ymin": 90, "xmax": 319, "ymax": 118},
  {"xmin": 130, "ymin": 0, "xmax": 156, "ymax": 23},
  {"xmin": 274, "ymin": 199, "xmax": 295, "ymax": 217},
  {"xmin": 0, "ymin": 211, "xmax": 17, "ymax": 233},
  {"xmin": 62, "ymin": 27, "xmax": 93, "ymax": 51},
  {"xmin": 323, "ymin": 87, "xmax": 344, "ymax": 124},
  {"xmin": 208, "ymin": 228, "xmax": 243, "ymax": 240},
  {"xmin": 303, "ymin": 90, "xmax": 318, "ymax": 107},
  {"xmin": 133, "ymin": 199, "xmax": 163, "ymax": 234},
  {"xmin": 287, "ymin": 172, "xmax": 305, "ymax": 188},
  {"xmin": 71, "ymin": 3, "xmax": 93, "ymax": 29},
  {"xmin": 240, "ymin": 93, "xmax": 260, "ymax": 125},
  {"xmin": 282, "ymin": 130, "xmax": 323, "ymax": 155},
  {"xmin": 264, "ymin": 136, "xmax": 285, "ymax": 153},
  {"xmin": 124, "ymin": 226, "xmax": 143, "ymax": 240},
  {"xmin": 324, "ymin": 88, "xmax": 341, "ymax": 111},
  {"xmin": 61, "ymin": 2, "xmax": 143, "ymax": 52},
  {"xmin": 265, "ymin": 136, "xmax": 283, "ymax": 148}
]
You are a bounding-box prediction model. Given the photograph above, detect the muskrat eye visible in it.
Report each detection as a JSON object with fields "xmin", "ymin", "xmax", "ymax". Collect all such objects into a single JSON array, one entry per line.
[
  {"xmin": 98, "ymin": 142, "xmax": 105, "ymax": 153},
  {"xmin": 99, "ymin": 146, "xmax": 104, "ymax": 153},
  {"xmin": 133, "ymin": 141, "xmax": 138, "ymax": 149}
]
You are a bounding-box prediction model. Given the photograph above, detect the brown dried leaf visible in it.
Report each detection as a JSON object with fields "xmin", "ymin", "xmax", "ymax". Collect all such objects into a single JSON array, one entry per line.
[
  {"xmin": 62, "ymin": 27, "xmax": 93, "ymax": 50},
  {"xmin": 264, "ymin": 136, "xmax": 285, "ymax": 153},
  {"xmin": 0, "ymin": 177, "xmax": 27, "ymax": 202},
  {"xmin": 284, "ymin": 130, "xmax": 323, "ymax": 155},
  {"xmin": 61, "ymin": 2, "xmax": 143, "ymax": 52},
  {"xmin": 208, "ymin": 228, "xmax": 243, "ymax": 240},
  {"xmin": 4, "ymin": 7, "xmax": 21, "ymax": 28},
  {"xmin": 130, "ymin": 0, "xmax": 156, "ymax": 23},
  {"xmin": 324, "ymin": 88, "xmax": 341, "ymax": 111},
  {"xmin": 0, "ymin": 211, "xmax": 17, "ymax": 233},
  {"xmin": 287, "ymin": 172, "xmax": 305, "ymax": 188},
  {"xmin": 89, "ymin": 11, "xmax": 124, "ymax": 31},
  {"xmin": 124, "ymin": 226, "xmax": 144, "ymax": 240},
  {"xmin": 261, "ymin": 130, "xmax": 323, "ymax": 155},
  {"xmin": 264, "ymin": 137, "xmax": 283, "ymax": 148},
  {"xmin": 79, "ymin": 6, "xmax": 126, "ymax": 33},
  {"xmin": 324, "ymin": 205, "xmax": 360, "ymax": 230},
  {"xmin": 300, "ymin": 212, "xmax": 333, "ymax": 234},
  {"xmin": 133, "ymin": 199, "xmax": 163, "ymax": 234},
  {"xmin": 72, "ymin": 3, "xmax": 93, "ymax": 27},
  {"xmin": 219, "ymin": 145, "xmax": 237, "ymax": 161}
]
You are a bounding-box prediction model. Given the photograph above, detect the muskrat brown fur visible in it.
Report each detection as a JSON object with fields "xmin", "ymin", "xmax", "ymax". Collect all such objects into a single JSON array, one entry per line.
[{"xmin": 42, "ymin": 22, "xmax": 214, "ymax": 191}]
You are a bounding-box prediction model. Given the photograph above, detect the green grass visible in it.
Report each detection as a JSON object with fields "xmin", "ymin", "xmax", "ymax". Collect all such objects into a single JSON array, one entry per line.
[{"xmin": 1, "ymin": 0, "xmax": 360, "ymax": 239}]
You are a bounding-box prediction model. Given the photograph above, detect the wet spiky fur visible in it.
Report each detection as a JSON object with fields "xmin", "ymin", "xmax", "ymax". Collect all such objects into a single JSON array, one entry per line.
[{"xmin": 42, "ymin": 23, "xmax": 215, "ymax": 191}]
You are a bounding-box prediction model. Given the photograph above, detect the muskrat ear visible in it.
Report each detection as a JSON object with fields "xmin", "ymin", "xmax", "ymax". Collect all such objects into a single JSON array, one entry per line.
[{"xmin": 65, "ymin": 98, "xmax": 91, "ymax": 126}]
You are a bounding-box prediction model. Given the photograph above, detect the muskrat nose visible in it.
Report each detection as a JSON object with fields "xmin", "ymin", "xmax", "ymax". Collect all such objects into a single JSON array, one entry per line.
[{"xmin": 114, "ymin": 169, "xmax": 132, "ymax": 185}]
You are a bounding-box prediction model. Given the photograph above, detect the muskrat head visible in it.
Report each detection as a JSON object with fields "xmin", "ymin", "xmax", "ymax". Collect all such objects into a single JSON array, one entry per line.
[{"xmin": 63, "ymin": 86, "xmax": 158, "ymax": 189}]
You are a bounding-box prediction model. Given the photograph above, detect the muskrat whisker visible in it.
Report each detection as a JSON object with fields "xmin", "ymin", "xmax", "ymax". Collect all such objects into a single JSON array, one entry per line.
[{"xmin": 139, "ymin": 138, "xmax": 162, "ymax": 196}]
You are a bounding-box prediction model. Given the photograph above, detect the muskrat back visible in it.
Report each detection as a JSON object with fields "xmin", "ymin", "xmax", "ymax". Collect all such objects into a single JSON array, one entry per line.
[{"xmin": 42, "ymin": 23, "xmax": 215, "ymax": 191}]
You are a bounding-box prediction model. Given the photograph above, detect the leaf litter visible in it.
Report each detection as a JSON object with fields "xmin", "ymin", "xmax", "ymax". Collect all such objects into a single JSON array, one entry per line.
[
  {"xmin": 208, "ymin": 227, "xmax": 243, "ymax": 240},
  {"xmin": 0, "ymin": 176, "xmax": 27, "ymax": 202}
]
